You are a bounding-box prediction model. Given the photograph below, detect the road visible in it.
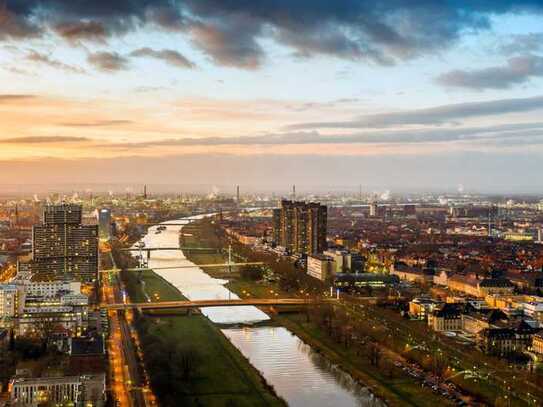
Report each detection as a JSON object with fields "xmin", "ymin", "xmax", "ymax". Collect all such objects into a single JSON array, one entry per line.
[
  {"xmin": 102, "ymin": 275, "xmax": 130, "ymax": 407},
  {"xmin": 118, "ymin": 310, "xmax": 146, "ymax": 407},
  {"xmin": 102, "ymin": 253, "xmax": 156, "ymax": 407}
]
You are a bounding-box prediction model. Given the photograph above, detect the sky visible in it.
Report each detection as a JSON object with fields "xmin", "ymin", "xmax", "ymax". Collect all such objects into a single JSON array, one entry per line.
[{"xmin": 2, "ymin": 1, "xmax": 543, "ymax": 193}]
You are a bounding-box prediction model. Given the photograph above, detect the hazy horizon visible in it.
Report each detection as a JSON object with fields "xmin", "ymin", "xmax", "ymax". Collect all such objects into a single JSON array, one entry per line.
[{"xmin": 2, "ymin": 2, "xmax": 543, "ymax": 191}]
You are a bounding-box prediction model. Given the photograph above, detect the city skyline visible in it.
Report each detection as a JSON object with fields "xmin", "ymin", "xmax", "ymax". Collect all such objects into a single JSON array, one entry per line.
[{"xmin": 2, "ymin": 2, "xmax": 543, "ymax": 190}]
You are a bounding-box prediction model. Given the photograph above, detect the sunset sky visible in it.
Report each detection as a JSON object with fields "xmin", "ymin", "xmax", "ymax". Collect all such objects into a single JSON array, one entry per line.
[{"xmin": 2, "ymin": 1, "xmax": 543, "ymax": 192}]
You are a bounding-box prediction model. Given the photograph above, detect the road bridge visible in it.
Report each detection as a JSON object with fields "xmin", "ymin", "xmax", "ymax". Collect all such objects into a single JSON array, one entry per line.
[
  {"xmin": 101, "ymin": 298, "xmax": 319, "ymax": 310},
  {"xmin": 99, "ymin": 262, "xmax": 265, "ymax": 274}
]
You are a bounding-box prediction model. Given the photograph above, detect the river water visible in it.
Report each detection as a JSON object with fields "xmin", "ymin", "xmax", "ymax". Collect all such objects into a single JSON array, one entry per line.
[{"xmin": 138, "ymin": 216, "xmax": 383, "ymax": 407}]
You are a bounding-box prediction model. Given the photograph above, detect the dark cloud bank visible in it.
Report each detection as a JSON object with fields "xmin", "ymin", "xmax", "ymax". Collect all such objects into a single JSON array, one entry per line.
[{"xmin": 2, "ymin": 1, "xmax": 543, "ymax": 69}]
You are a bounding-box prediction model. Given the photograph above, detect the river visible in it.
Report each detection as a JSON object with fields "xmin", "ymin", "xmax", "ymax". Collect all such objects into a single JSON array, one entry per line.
[{"xmin": 138, "ymin": 216, "xmax": 383, "ymax": 407}]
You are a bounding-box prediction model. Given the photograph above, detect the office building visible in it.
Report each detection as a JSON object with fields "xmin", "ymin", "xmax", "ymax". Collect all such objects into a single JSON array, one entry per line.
[
  {"xmin": 97, "ymin": 208, "xmax": 112, "ymax": 241},
  {"xmin": 19, "ymin": 280, "xmax": 81, "ymax": 298},
  {"xmin": 1, "ymin": 280, "xmax": 88, "ymax": 336},
  {"xmin": 42, "ymin": 204, "xmax": 82, "ymax": 225},
  {"xmin": 273, "ymin": 200, "xmax": 327, "ymax": 255},
  {"xmin": 17, "ymin": 281, "xmax": 89, "ymax": 337},
  {"xmin": 10, "ymin": 373, "xmax": 105, "ymax": 407},
  {"xmin": 20, "ymin": 204, "xmax": 98, "ymax": 282},
  {"xmin": 323, "ymin": 250, "xmax": 365, "ymax": 274},
  {"xmin": 307, "ymin": 255, "xmax": 334, "ymax": 281}
]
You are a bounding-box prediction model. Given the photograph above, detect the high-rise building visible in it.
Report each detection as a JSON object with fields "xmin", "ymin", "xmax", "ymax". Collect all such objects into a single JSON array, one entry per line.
[
  {"xmin": 293, "ymin": 202, "xmax": 308, "ymax": 253},
  {"xmin": 279, "ymin": 200, "xmax": 295, "ymax": 252},
  {"xmin": 273, "ymin": 200, "xmax": 327, "ymax": 255},
  {"xmin": 42, "ymin": 204, "xmax": 82, "ymax": 225},
  {"xmin": 307, "ymin": 202, "xmax": 327, "ymax": 255},
  {"xmin": 20, "ymin": 204, "xmax": 98, "ymax": 283},
  {"xmin": 98, "ymin": 208, "xmax": 112, "ymax": 241},
  {"xmin": 272, "ymin": 208, "xmax": 281, "ymax": 244}
]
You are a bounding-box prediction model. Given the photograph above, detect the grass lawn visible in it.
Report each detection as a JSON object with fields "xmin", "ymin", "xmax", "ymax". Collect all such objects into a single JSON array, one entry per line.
[
  {"xmin": 145, "ymin": 315, "xmax": 284, "ymax": 407},
  {"xmin": 119, "ymin": 255, "xmax": 286, "ymax": 407}
]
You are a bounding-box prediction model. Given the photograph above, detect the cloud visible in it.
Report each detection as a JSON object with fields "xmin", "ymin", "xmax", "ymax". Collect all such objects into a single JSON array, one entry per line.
[
  {"xmin": 500, "ymin": 33, "xmax": 543, "ymax": 55},
  {"xmin": 53, "ymin": 21, "xmax": 108, "ymax": 44},
  {"xmin": 57, "ymin": 120, "xmax": 133, "ymax": 127},
  {"xmin": 26, "ymin": 50, "xmax": 85, "ymax": 74},
  {"xmin": 0, "ymin": 136, "xmax": 90, "ymax": 144},
  {"xmin": 0, "ymin": 94, "xmax": 36, "ymax": 102},
  {"xmin": 2, "ymin": 1, "xmax": 543, "ymax": 68},
  {"xmin": 87, "ymin": 51, "xmax": 129, "ymax": 72},
  {"xmin": 2, "ymin": 66, "xmax": 35, "ymax": 76},
  {"xmin": 287, "ymin": 95, "xmax": 543, "ymax": 129},
  {"xmin": 100, "ymin": 122, "xmax": 543, "ymax": 148},
  {"xmin": 436, "ymin": 54, "xmax": 543, "ymax": 90},
  {"xmin": 0, "ymin": 5, "xmax": 42, "ymax": 39},
  {"xmin": 130, "ymin": 47, "xmax": 195, "ymax": 69},
  {"xmin": 189, "ymin": 18, "xmax": 264, "ymax": 69}
]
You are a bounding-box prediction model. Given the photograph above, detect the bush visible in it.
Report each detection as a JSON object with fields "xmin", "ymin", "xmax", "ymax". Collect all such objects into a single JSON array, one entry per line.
[{"xmin": 240, "ymin": 266, "xmax": 264, "ymax": 281}]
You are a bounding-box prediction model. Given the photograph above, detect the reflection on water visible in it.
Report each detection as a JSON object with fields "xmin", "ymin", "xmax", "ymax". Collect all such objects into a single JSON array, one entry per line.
[
  {"xmin": 138, "ymin": 216, "xmax": 383, "ymax": 406},
  {"xmin": 141, "ymin": 216, "xmax": 269, "ymax": 324},
  {"xmin": 222, "ymin": 327, "xmax": 383, "ymax": 407}
]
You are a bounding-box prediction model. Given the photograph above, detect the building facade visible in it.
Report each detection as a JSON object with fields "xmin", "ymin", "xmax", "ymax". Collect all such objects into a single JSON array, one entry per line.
[
  {"xmin": 10, "ymin": 373, "xmax": 105, "ymax": 407},
  {"xmin": 428, "ymin": 303, "xmax": 463, "ymax": 331},
  {"xmin": 307, "ymin": 255, "xmax": 334, "ymax": 281},
  {"xmin": 97, "ymin": 208, "xmax": 112, "ymax": 241},
  {"xmin": 0, "ymin": 284, "xmax": 24, "ymax": 325},
  {"xmin": 273, "ymin": 200, "xmax": 327, "ymax": 255},
  {"xmin": 21, "ymin": 204, "xmax": 98, "ymax": 282}
]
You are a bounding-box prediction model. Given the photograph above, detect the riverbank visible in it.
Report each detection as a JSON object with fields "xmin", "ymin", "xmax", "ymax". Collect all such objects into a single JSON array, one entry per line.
[
  {"xmin": 182, "ymin": 218, "xmax": 455, "ymax": 407},
  {"xmin": 119, "ymin": 256, "xmax": 286, "ymax": 407}
]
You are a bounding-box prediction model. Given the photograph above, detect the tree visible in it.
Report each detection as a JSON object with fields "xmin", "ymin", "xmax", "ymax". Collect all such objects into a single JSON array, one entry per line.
[
  {"xmin": 240, "ymin": 265, "xmax": 263, "ymax": 281},
  {"xmin": 173, "ymin": 346, "xmax": 202, "ymax": 381},
  {"xmin": 367, "ymin": 342, "xmax": 382, "ymax": 368},
  {"xmin": 432, "ymin": 351, "xmax": 449, "ymax": 379}
]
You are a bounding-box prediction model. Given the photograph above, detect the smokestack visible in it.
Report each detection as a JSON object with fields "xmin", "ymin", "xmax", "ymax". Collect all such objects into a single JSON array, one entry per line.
[
  {"xmin": 236, "ymin": 185, "xmax": 240, "ymax": 203},
  {"xmin": 292, "ymin": 184, "xmax": 296, "ymax": 200},
  {"xmin": 144, "ymin": 185, "xmax": 147, "ymax": 199}
]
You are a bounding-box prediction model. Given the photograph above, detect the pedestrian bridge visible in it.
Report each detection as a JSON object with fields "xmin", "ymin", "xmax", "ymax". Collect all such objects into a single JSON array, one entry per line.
[
  {"xmin": 120, "ymin": 246, "xmax": 220, "ymax": 259},
  {"xmin": 98, "ymin": 262, "xmax": 265, "ymax": 274},
  {"xmin": 100, "ymin": 298, "xmax": 321, "ymax": 310}
]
